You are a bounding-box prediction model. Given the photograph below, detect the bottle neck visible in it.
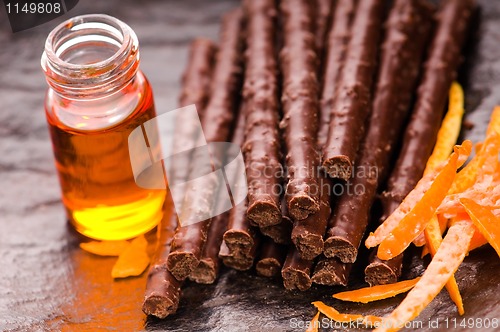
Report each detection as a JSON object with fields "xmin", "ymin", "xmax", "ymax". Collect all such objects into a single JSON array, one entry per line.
[{"xmin": 41, "ymin": 14, "xmax": 140, "ymax": 100}]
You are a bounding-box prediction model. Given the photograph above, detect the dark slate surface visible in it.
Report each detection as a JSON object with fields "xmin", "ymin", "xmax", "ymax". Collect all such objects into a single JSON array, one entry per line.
[{"xmin": 0, "ymin": 0, "xmax": 499, "ymax": 331}]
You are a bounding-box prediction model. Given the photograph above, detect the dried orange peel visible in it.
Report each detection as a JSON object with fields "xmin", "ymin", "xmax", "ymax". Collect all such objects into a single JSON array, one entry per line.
[
  {"xmin": 417, "ymin": 84, "xmax": 467, "ymax": 315},
  {"xmin": 312, "ymin": 301, "xmax": 382, "ymax": 326},
  {"xmin": 374, "ymin": 221, "xmax": 475, "ymax": 332},
  {"xmin": 310, "ymin": 98, "xmax": 500, "ymax": 332},
  {"xmin": 80, "ymin": 240, "xmax": 129, "ymax": 256},
  {"xmin": 461, "ymin": 198, "xmax": 500, "ymax": 258},
  {"xmin": 424, "ymin": 81, "xmax": 465, "ymax": 173},
  {"xmin": 111, "ymin": 235, "xmax": 151, "ymax": 279},
  {"xmin": 306, "ymin": 311, "xmax": 320, "ymax": 332},
  {"xmin": 332, "ymin": 277, "xmax": 420, "ymax": 303},
  {"xmin": 374, "ymin": 142, "xmax": 472, "ymax": 259},
  {"xmin": 423, "ymin": 216, "xmax": 464, "ymax": 315}
]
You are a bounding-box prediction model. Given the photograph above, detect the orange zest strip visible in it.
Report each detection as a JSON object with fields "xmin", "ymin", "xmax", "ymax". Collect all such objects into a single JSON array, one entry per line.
[
  {"xmin": 412, "ymin": 233, "xmax": 426, "ymax": 247},
  {"xmin": 449, "ymin": 131, "xmax": 500, "ymax": 195},
  {"xmin": 366, "ymin": 141, "xmax": 472, "ymax": 250},
  {"xmin": 375, "ymin": 143, "xmax": 472, "ymax": 259},
  {"xmin": 461, "ymin": 198, "xmax": 500, "ymax": 258},
  {"xmin": 312, "ymin": 301, "xmax": 382, "ymax": 326},
  {"xmin": 305, "ymin": 311, "xmax": 320, "ymax": 332},
  {"xmin": 373, "ymin": 221, "xmax": 475, "ymax": 332},
  {"xmin": 486, "ymin": 106, "xmax": 500, "ymax": 135},
  {"xmin": 424, "ymin": 216, "xmax": 464, "ymax": 315},
  {"xmin": 424, "ymin": 81, "xmax": 465, "ymax": 173},
  {"xmin": 419, "ymin": 82, "xmax": 465, "ymax": 251},
  {"xmin": 111, "ymin": 235, "xmax": 150, "ymax": 279},
  {"xmin": 332, "ymin": 277, "xmax": 420, "ymax": 303},
  {"xmin": 80, "ymin": 240, "xmax": 129, "ymax": 256},
  {"xmin": 468, "ymin": 228, "xmax": 488, "ymax": 252}
]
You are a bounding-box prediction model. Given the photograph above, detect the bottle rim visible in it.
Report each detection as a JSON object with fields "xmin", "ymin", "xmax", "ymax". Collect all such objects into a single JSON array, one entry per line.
[{"xmin": 41, "ymin": 14, "xmax": 140, "ymax": 98}]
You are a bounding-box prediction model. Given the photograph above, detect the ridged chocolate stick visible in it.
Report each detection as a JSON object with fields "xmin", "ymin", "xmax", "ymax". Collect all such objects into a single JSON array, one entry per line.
[
  {"xmin": 365, "ymin": 0, "xmax": 475, "ymax": 284},
  {"xmin": 178, "ymin": 38, "xmax": 216, "ymax": 109},
  {"xmin": 282, "ymin": 246, "xmax": 313, "ymax": 291},
  {"xmin": 323, "ymin": 0, "xmax": 435, "ymax": 264},
  {"xmin": 318, "ymin": 0, "xmax": 357, "ymax": 148},
  {"xmin": 142, "ymin": 37, "xmax": 216, "ymax": 319},
  {"xmin": 188, "ymin": 213, "xmax": 229, "ymax": 284},
  {"xmin": 311, "ymin": 256, "xmax": 352, "ymax": 286},
  {"xmin": 242, "ymin": 0, "xmax": 283, "ymax": 227},
  {"xmin": 142, "ymin": 195, "xmax": 182, "ymax": 319},
  {"xmin": 260, "ymin": 197, "xmax": 292, "ymax": 245},
  {"xmin": 321, "ymin": 0, "xmax": 384, "ymax": 180},
  {"xmin": 291, "ymin": 179, "xmax": 331, "ymax": 260},
  {"xmin": 256, "ymin": 238, "xmax": 286, "ymax": 278},
  {"xmin": 313, "ymin": 0, "xmax": 334, "ymax": 76},
  {"xmin": 279, "ymin": 0, "xmax": 321, "ymax": 220},
  {"xmin": 167, "ymin": 9, "xmax": 244, "ymax": 281}
]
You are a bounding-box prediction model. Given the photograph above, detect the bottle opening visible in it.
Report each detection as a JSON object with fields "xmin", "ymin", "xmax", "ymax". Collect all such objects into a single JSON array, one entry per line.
[{"xmin": 41, "ymin": 14, "xmax": 139, "ymax": 98}]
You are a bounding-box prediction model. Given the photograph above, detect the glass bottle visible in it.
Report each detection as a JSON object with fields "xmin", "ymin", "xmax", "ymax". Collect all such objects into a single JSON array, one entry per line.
[{"xmin": 41, "ymin": 14, "xmax": 165, "ymax": 240}]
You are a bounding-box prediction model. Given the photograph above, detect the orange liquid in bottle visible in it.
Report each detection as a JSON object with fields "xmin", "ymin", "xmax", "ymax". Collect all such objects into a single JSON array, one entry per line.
[{"xmin": 45, "ymin": 73, "xmax": 165, "ymax": 240}]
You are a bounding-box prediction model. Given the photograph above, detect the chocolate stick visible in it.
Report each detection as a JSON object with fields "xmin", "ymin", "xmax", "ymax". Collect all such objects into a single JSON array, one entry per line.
[
  {"xmin": 189, "ymin": 74, "xmax": 249, "ymax": 284},
  {"xmin": 142, "ymin": 195, "xmax": 183, "ymax": 318},
  {"xmin": 291, "ymin": 180, "xmax": 330, "ymax": 260},
  {"xmin": 313, "ymin": 0, "xmax": 334, "ymax": 77},
  {"xmin": 318, "ymin": 0, "xmax": 357, "ymax": 148},
  {"xmin": 323, "ymin": 0, "xmax": 435, "ymax": 264},
  {"xmin": 281, "ymin": 246, "xmax": 313, "ymax": 291},
  {"xmin": 178, "ymin": 38, "xmax": 216, "ymax": 110},
  {"xmin": 365, "ymin": 0, "xmax": 475, "ymax": 285},
  {"xmin": 142, "ymin": 38, "xmax": 216, "ymax": 318},
  {"xmin": 242, "ymin": 0, "xmax": 283, "ymax": 227},
  {"xmin": 188, "ymin": 213, "xmax": 229, "ymax": 284},
  {"xmin": 321, "ymin": 0, "xmax": 384, "ymax": 180},
  {"xmin": 279, "ymin": 0, "xmax": 320, "ymax": 220},
  {"xmin": 312, "ymin": 256, "xmax": 352, "ymax": 286},
  {"xmin": 167, "ymin": 9, "xmax": 244, "ymax": 281},
  {"xmin": 219, "ymin": 229, "xmax": 258, "ymax": 271},
  {"xmin": 221, "ymin": 104, "xmax": 259, "ymax": 258},
  {"xmin": 256, "ymin": 238, "xmax": 287, "ymax": 278},
  {"xmin": 260, "ymin": 197, "xmax": 292, "ymax": 245}
]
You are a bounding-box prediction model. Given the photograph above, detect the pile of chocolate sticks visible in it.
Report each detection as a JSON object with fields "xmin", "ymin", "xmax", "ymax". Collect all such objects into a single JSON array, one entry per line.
[{"xmin": 142, "ymin": 0, "xmax": 475, "ymax": 319}]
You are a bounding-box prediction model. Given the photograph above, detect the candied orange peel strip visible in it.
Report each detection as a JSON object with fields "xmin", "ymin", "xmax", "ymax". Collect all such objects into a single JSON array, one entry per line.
[
  {"xmin": 424, "ymin": 81, "xmax": 465, "ymax": 172},
  {"xmin": 423, "ymin": 216, "xmax": 464, "ymax": 315},
  {"xmin": 417, "ymin": 84, "xmax": 467, "ymax": 314},
  {"xmin": 374, "ymin": 221, "xmax": 475, "ymax": 332},
  {"xmin": 80, "ymin": 240, "xmax": 129, "ymax": 256},
  {"xmin": 305, "ymin": 311, "xmax": 320, "ymax": 332},
  {"xmin": 332, "ymin": 277, "xmax": 420, "ymax": 303},
  {"xmin": 449, "ymin": 130, "xmax": 500, "ymax": 195},
  {"xmin": 111, "ymin": 235, "xmax": 150, "ymax": 279},
  {"xmin": 461, "ymin": 198, "xmax": 500, "ymax": 258},
  {"xmin": 374, "ymin": 142, "xmax": 472, "ymax": 259},
  {"xmin": 312, "ymin": 301, "xmax": 382, "ymax": 326}
]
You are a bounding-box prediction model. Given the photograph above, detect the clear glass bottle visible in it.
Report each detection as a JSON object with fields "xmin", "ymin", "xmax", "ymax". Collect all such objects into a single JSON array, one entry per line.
[{"xmin": 41, "ymin": 14, "xmax": 165, "ymax": 240}]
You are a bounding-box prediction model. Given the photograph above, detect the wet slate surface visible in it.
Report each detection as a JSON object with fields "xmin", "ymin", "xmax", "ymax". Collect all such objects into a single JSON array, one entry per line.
[{"xmin": 0, "ymin": 0, "xmax": 499, "ymax": 331}]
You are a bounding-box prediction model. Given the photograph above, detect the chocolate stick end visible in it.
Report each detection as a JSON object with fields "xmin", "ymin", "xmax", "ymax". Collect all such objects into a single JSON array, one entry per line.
[
  {"xmin": 142, "ymin": 294, "xmax": 179, "ymax": 319},
  {"xmin": 292, "ymin": 233, "xmax": 324, "ymax": 261},
  {"xmin": 247, "ymin": 201, "xmax": 282, "ymax": 227},
  {"xmin": 142, "ymin": 267, "xmax": 181, "ymax": 319},
  {"xmin": 256, "ymin": 258, "xmax": 282, "ymax": 278},
  {"xmin": 288, "ymin": 195, "xmax": 320, "ymax": 220},
  {"xmin": 323, "ymin": 236, "xmax": 357, "ymax": 263},
  {"xmin": 188, "ymin": 259, "xmax": 217, "ymax": 284},
  {"xmin": 311, "ymin": 259, "xmax": 350, "ymax": 287},
  {"xmin": 167, "ymin": 252, "xmax": 200, "ymax": 281},
  {"xmin": 364, "ymin": 255, "xmax": 403, "ymax": 286},
  {"xmin": 322, "ymin": 155, "xmax": 352, "ymax": 180},
  {"xmin": 282, "ymin": 268, "xmax": 312, "ymax": 291}
]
